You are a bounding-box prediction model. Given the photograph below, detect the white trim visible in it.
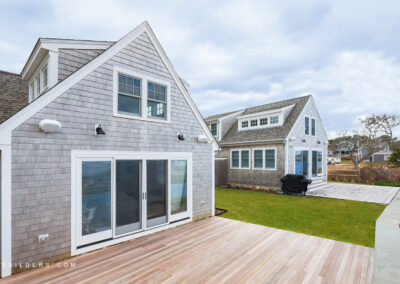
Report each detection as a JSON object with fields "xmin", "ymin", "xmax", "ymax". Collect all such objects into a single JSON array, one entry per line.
[
  {"xmin": 230, "ymin": 148, "xmax": 251, "ymax": 169},
  {"xmin": 252, "ymin": 147, "xmax": 277, "ymax": 171},
  {"xmin": 0, "ymin": 21, "xmax": 215, "ymax": 145},
  {"xmin": 112, "ymin": 65, "xmax": 171, "ymax": 123},
  {"xmin": 0, "ymin": 143, "xmax": 11, "ymax": 277},
  {"xmin": 284, "ymin": 139, "xmax": 289, "ymax": 175},
  {"xmin": 211, "ymin": 149, "xmax": 215, "ymax": 216},
  {"xmin": 237, "ymin": 106, "xmax": 290, "ymax": 119},
  {"xmin": 293, "ymin": 146, "xmax": 324, "ymax": 178},
  {"xmin": 71, "ymin": 150, "xmax": 193, "ymax": 255},
  {"xmin": 221, "ymin": 138, "xmax": 285, "ymax": 146},
  {"xmin": 238, "ymin": 112, "xmax": 283, "ymax": 131},
  {"xmin": 286, "ymin": 96, "xmax": 312, "ymax": 140}
]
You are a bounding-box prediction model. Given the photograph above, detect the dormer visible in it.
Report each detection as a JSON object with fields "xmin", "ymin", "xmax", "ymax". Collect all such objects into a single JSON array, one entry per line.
[
  {"xmin": 238, "ymin": 104, "xmax": 295, "ymax": 131},
  {"xmin": 21, "ymin": 38, "xmax": 114, "ymax": 102}
]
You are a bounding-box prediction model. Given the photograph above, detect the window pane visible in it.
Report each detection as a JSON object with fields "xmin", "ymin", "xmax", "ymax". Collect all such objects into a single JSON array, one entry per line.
[
  {"xmin": 146, "ymin": 160, "xmax": 168, "ymax": 227},
  {"xmin": 251, "ymin": 120, "xmax": 258, "ymax": 127},
  {"xmin": 148, "ymin": 82, "xmax": 166, "ymax": 102},
  {"xmin": 312, "ymin": 151, "xmax": 317, "ymax": 177},
  {"xmin": 118, "ymin": 95, "xmax": 140, "ymax": 115},
  {"xmin": 242, "ymin": 121, "xmax": 248, "ymax": 128},
  {"xmin": 232, "ymin": 151, "xmax": 239, "ymax": 168},
  {"xmin": 211, "ymin": 123, "xmax": 217, "ymax": 136},
  {"xmin": 241, "ymin": 150, "xmax": 249, "ymax": 168},
  {"xmin": 147, "ymin": 101, "xmax": 165, "ymax": 118},
  {"xmin": 302, "ymin": 151, "xmax": 309, "ymax": 176},
  {"xmin": 265, "ymin": 149, "xmax": 275, "ymax": 169},
  {"xmin": 318, "ymin": 152, "xmax": 322, "ymax": 174},
  {"xmin": 295, "ymin": 151, "xmax": 302, "ymax": 174},
  {"xmin": 312, "ymin": 119, "xmax": 316, "ymax": 136},
  {"xmin": 254, "ymin": 150, "xmax": 263, "ymax": 168},
  {"xmin": 270, "ymin": 116, "xmax": 278, "ymax": 124},
  {"xmin": 305, "ymin": 117, "xmax": 309, "ymax": 135},
  {"xmin": 171, "ymin": 160, "xmax": 187, "ymax": 215},
  {"xmin": 42, "ymin": 67, "xmax": 48, "ymax": 87},
  {"xmin": 81, "ymin": 161, "xmax": 111, "ymax": 236},
  {"xmin": 116, "ymin": 160, "xmax": 141, "ymax": 235},
  {"xmin": 260, "ymin": 118, "xmax": 268, "ymax": 125}
]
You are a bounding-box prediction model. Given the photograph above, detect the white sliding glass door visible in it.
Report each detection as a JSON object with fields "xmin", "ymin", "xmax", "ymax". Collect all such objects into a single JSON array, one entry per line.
[
  {"xmin": 74, "ymin": 152, "xmax": 192, "ymax": 248},
  {"xmin": 77, "ymin": 159, "xmax": 113, "ymax": 246}
]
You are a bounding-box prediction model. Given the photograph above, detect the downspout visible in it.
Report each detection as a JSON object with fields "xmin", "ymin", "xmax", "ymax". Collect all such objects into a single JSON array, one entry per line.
[{"xmin": 284, "ymin": 138, "xmax": 289, "ymax": 175}]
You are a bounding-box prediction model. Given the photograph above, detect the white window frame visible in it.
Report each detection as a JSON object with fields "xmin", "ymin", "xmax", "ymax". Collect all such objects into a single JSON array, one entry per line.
[
  {"xmin": 230, "ymin": 148, "xmax": 251, "ymax": 169},
  {"xmin": 238, "ymin": 111, "xmax": 283, "ymax": 131},
  {"xmin": 269, "ymin": 115, "xmax": 279, "ymax": 125},
  {"xmin": 311, "ymin": 118, "xmax": 316, "ymax": 136},
  {"xmin": 252, "ymin": 147, "xmax": 277, "ymax": 171},
  {"xmin": 113, "ymin": 66, "xmax": 171, "ymax": 124},
  {"xmin": 293, "ymin": 147, "xmax": 324, "ymax": 178},
  {"xmin": 210, "ymin": 122, "xmax": 218, "ymax": 137},
  {"xmin": 28, "ymin": 57, "xmax": 49, "ymax": 102}
]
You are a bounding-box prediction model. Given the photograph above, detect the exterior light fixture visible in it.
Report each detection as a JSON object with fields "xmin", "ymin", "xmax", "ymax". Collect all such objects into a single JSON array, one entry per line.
[
  {"xmin": 317, "ymin": 140, "xmax": 321, "ymax": 144},
  {"xmin": 302, "ymin": 138, "xmax": 306, "ymax": 142},
  {"xmin": 177, "ymin": 133, "xmax": 185, "ymax": 141},
  {"xmin": 95, "ymin": 124, "xmax": 106, "ymax": 135}
]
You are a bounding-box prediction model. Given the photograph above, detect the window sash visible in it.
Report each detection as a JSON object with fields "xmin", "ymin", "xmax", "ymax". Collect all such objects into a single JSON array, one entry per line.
[
  {"xmin": 311, "ymin": 119, "xmax": 316, "ymax": 136},
  {"xmin": 265, "ymin": 149, "xmax": 275, "ymax": 169},
  {"xmin": 241, "ymin": 150, "xmax": 250, "ymax": 168},
  {"xmin": 254, "ymin": 150, "xmax": 263, "ymax": 168},
  {"xmin": 260, "ymin": 118, "xmax": 268, "ymax": 125},
  {"xmin": 147, "ymin": 82, "xmax": 167, "ymax": 119},
  {"xmin": 270, "ymin": 116, "xmax": 278, "ymax": 124},
  {"xmin": 241, "ymin": 121, "xmax": 248, "ymax": 128},
  {"xmin": 250, "ymin": 120, "xmax": 258, "ymax": 127},
  {"xmin": 210, "ymin": 123, "xmax": 218, "ymax": 136},
  {"xmin": 231, "ymin": 151, "xmax": 239, "ymax": 168},
  {"xmin": 305, "ymin": 117, "xmax": 310, "ymax": 135}
]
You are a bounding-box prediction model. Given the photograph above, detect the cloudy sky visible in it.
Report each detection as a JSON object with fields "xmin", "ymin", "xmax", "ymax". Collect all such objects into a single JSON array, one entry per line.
[{"xmin": 1, "ymin": 0, "xmax": 399, "ymax": 138}]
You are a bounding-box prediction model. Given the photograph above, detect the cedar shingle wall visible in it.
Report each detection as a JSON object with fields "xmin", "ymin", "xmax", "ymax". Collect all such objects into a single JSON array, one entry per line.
[{"xmin": 11, "ymin": 33, "xmax": 213, "ymax": 270}]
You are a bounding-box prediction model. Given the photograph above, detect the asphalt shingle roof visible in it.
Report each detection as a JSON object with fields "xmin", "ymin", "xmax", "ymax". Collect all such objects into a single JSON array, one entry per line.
[
  {"xmin": 0, "ymin": 70, "xmax": 29, "ymax": 124},
  {"xmin": 219, "ymin": 95, "xmax": 311, "ymax": 144}
]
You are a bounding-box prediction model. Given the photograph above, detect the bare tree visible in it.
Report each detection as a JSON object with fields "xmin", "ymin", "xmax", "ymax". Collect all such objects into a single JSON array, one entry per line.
[{"xmin": 359, "ymin": 114, "xmax": 400, "ymax": 138}]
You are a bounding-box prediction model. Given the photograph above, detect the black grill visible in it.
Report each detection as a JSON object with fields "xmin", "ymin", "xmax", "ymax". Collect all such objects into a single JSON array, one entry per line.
[{"xmin": 280, "ymin": 174, "xmax": 312, "ymax": 195}]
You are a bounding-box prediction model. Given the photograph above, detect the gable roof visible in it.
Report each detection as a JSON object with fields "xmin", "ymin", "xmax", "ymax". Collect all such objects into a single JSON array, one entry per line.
[
  {"xmin": 219, "ymin": 95, "xmax": 311, "ymax": 145},
  {"xmin": 204, "ymin": 109, "xmax": 244, "ymax": 121},
  {"xmin": 0, "ymin": 21, "xmax": 215, "ymax": 144},
  {"xmin": 0, "ymin": 71, "xmax": 28, "ymax": 124}
]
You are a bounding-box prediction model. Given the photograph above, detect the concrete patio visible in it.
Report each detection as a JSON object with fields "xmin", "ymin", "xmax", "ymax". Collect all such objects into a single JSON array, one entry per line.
[
  {"xmin": 307, "ymin": 183, "xmax": 399, "ymax": 204},
  {"xmin": 1, "ymin": 217, "xmax": 374, "ymax": 284}
]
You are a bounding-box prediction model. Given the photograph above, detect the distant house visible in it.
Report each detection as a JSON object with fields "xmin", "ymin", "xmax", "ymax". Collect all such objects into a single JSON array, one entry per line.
[
  {"xmin": 0, "ymin": 21, "xmax": 216, "ymax": 277},
  {"xmin": 205, "ymin": 95, "xmax": 328, "ymax": 190},
  {"xmin": 371, "ymin": 145, "xmax": 392, "ymax": 162}
]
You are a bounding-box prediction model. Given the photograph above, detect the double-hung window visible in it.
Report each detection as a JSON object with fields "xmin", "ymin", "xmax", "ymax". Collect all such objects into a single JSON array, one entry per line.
[
  {"xmin": 210, "ymin": 123, "xmax": 218, "ymax": 136},
  {"xmin": 241, "ymin": 150, "xmax": 250, "ymax": 168},
  {"xmin": 118, "ymin": 74, "xmax": 141, "ymax": 115},
  {"xmin": 305, "ymin": 116, "xmax": 310, "ymax": 135},
  {"xmin": 265, "ymin": 149, "xmax": 275, "ymax": 169},
  {"xmin": 252, "ymin": 148, "xmax": 276, "ymax": 170},
  {"xmin": 147, "ymin": 82, "xmax": 167, "ymax": 119},
  {"xmin": 231, "ymin": 151, "xmax": 240, "ymax": 168},
  {"xmin": 253, "ymin": 150, "xmax": 263, "ymax": 169},
  {"xmin": 311, "ymin": 118, "xmax": 316, "ymax": 136}
]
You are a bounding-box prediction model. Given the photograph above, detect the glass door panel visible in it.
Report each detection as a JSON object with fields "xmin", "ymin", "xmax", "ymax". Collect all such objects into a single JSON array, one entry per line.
[
  {"xmin": 295, "ymin": 150, "xmax": 309, "ymax": 177},
  {"xmin": 170, "ymin": 160, "xmax": 188, "ymax": 221},
  {"xmin": 146, "ymin": 160, "xmax": 168, "ymax": 228},
  {"xmin": 115, "ymin": 160, "xmax": 142, "ymax": 236},
  {"xmin": 79, "ymin": 160, "xmax": 112, "ymax": 245},
  {"xmin": 312, "ymin": 151, "xmax": 317, "ymax": 177}
]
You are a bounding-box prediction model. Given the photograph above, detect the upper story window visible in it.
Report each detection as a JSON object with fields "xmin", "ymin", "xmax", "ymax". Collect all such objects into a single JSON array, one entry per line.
[
  {"xmin": 270, "ymin": 116, "xmax": 278, "ymax": 124},
  {"xmin": 210, "ymin": 123, "xmax": 218, "ymax": 137},
  {"xmin": 250, "ymin": 119, "xmax": 258, "ymax": 127},
  {"xmin": 241, "ymin": 121, "xmax": 248, "ymax": 128},
  {"xmin": 147, "ymin": 82, "xmax": 167, "ymax": 119},
  {"xmin": 29, "ymin": 62, "xmax": 48, "ymax": 101},
  {"xmin": 113, "ymin": 66, "xmax": 171, "ymax": 123},
  {"xmin": 260, "ymin": 118, "xmax": 268, "ymax": 125},
  {"xmin": 118, "ymin": 74, "xmax": 141, "ymax": 116},
  {"xmin": 311, "ymin": 118, "xmax": 316, "ymax": 136},
  {"xmin": 305, "ymin": 116, "xmax": 310, "ymax": 135}
]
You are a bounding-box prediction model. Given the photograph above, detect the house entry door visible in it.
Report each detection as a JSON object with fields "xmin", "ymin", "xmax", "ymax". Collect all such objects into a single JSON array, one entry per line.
[{"xmin": 295, "ymin": 150, "xmax": 309, "ymax": 177}]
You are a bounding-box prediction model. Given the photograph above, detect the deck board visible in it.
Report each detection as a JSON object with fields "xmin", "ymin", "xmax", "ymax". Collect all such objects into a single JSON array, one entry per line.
[{"xmin": 1, "ymin": 217, "xmax": 374, "ymax": 284}]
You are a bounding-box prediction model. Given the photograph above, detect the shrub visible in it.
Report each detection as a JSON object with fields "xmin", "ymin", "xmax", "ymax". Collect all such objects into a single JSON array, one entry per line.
[{"xmin": 388, "ymin": 148, "xmax": 400, "ymax": 167}]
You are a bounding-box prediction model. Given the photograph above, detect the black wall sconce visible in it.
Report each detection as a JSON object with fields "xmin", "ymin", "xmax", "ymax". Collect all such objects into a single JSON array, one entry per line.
[
  {"xmin": 302, "ymin": 138, "xmax": 306, "ymax": 143},
  {"xmin": 317, "ymin": 140, "xmax": 321, "ymax": 144},
  {"xmin": 177, "ymin": 132, "xmax": 185, "ymax": 141},
  {"xmin": 95, "ymin": 124, "xmax": 106, "ymax": 135}
]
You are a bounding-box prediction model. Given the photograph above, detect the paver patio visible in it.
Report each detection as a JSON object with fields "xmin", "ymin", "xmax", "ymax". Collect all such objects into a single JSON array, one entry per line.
[
  {"xmin": 1, "ymin": 217, "xmax": 374, "ymax": 284},
  {"xmin": 307, "ymin": 183, "xmax": 399, "ymax": 204}
]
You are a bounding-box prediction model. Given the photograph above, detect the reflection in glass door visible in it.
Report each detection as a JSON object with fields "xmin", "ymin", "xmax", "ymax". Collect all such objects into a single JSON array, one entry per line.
[
  {"xmin": 115, "ymin": 160, "xmax": 142, "ymax": 236},
  {"xmin": 79, "ymin": 160, "xmax": 112, "ymax": 245},
  {"xmin": 146, "ymin": 160, "xmax": 168, "ymax": 228},
  {"xmin": 170, "ymin": 160, "xmax": 188, "ymax": 221},
  {"xmin": 295, "ymin": 150, "xmax": 309, "ymax": 177}
]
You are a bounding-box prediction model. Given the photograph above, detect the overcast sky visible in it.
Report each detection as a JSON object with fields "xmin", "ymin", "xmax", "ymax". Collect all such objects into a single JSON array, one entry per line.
[{"xmin": 1, "ymin": 0, "xmax": 399, "ymax": 138}]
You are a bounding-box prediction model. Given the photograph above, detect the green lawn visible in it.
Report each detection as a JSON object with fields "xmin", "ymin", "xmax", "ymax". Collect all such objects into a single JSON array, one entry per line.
[{"xmin": 215, "ymin": 187, "xmax": 385, "ymax": 247}]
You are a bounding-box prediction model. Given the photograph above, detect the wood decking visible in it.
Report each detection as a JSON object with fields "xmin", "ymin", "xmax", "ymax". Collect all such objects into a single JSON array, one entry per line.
[
  {"xmin": 307, "ymin": 183, "xmax": 399, "ymax": 204},
  {"xmin": 1, "ymin": 217, "xmax": 374, "ymax": 284}
]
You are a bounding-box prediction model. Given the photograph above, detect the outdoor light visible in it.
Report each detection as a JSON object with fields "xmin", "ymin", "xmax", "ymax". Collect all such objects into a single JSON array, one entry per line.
[
  {"xmin": 302, "ymin": 138, "xmax": 306, "ymax": 142},
  {"xmin": 177, "ymin": 133, "xmax": 185, "ymax": 141},
  {"xmin": 95, "ymin": 124, "xmax": 106, "ymax": 135},
  {"xmin": 317, "ymin": 140, "xmax": 321, "ymax": 144}
]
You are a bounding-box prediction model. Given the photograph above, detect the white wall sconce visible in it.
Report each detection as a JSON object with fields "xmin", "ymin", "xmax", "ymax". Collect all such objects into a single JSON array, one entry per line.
[{"xmin": 39, "ymin": 119, "xmax": 62, "ymax": 133}]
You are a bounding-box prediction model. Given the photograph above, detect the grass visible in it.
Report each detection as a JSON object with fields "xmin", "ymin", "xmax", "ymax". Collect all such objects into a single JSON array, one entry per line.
[
  {"xmin": 216, "ymin": 187, "xmax": 385, "ymax": 247},
  {"xmin": 374, "ymin": 181, "xmax": 400, "ymax": 187}
]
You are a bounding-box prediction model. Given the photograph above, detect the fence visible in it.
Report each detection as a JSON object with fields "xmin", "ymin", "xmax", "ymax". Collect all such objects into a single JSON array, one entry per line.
[
  {"xmin": 328, "ymin": 164, "xmax": 400, "ymax": 184},
  {"xmin": 215, "ymin": 158, "xmax": 228, "ymax": 186}
]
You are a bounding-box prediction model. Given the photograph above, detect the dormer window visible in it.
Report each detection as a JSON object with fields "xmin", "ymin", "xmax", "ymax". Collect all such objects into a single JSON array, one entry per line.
[
  {"xmin": 260, "ymin": 118, "xmax": 268, "ymax": 125},
  {"xmin": 251, "ymin": 120, "xmax": 258, "ymax": 127},
  {"xmin": 270, "ymin": 116, "xmax": 278, "ymax": 124},
  {"xmin": 241, "ymin": 121, "xmax": 248, "ymax": 128},
  {"xmin": 210, "ymin": 123, "xmax": 218, "ymax": 137},
  {"xmin": 29, "ymin": 62, "xmax": 49, "ymax": 101}
]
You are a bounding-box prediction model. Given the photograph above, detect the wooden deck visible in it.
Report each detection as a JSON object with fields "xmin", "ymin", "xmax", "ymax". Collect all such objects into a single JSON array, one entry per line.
[
  {"xmin": 307, "ymin": 183, "xmax": 399, "ymax": 204},
  {"xmin": 1, "ymin": 217, "xmax": 374, "ymax": 284}
]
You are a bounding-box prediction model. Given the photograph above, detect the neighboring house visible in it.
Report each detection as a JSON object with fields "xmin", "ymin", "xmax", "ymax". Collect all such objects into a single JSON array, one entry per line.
[
  {"xmin": 0, "ymin": 21, "xmax": 217, "ymax": 277},
  {"xmin": 371, "ymin": 145, "xmax": 392, "ymax": 162},
  {"xmin": 205, "ymin": 95, "xmax": 328, "ymax": 190}
]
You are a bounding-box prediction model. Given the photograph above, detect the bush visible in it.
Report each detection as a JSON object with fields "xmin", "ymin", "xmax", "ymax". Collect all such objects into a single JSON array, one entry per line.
[
  {"xmin": 374, "ymin": 181, "xmax": 400, "ymax": 187},
  {"xmin": 388, "ymin": 148, "xmax": 400, "ymax": 167}
]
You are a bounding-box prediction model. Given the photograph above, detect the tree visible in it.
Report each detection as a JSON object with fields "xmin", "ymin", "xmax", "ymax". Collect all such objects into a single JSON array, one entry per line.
[{"xmin": 388, "ymin": 148, "xmax": 400, "ymax": 167}]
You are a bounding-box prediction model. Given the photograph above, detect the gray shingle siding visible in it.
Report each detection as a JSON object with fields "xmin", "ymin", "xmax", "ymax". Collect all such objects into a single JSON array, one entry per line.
[{"xmin": 11, "ymin": 32, "xmax": 212, "ymax": 271}]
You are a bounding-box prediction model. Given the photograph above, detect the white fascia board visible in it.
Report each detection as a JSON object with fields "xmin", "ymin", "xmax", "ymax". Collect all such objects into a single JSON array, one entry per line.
[
  {"xmin": 286, "ymin": 96, "xmax": 312, "ymax": 140},
  {"xmin": 308, "ymin": 96, "xmax": 328, "ymax": 141},
  {"xmin": 238, "ymin": 108, "xmax": 284, "ymax": 120},
  {"xmin": 1, "ymin": 21, "xmax": 215, "ymax": 142}
]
